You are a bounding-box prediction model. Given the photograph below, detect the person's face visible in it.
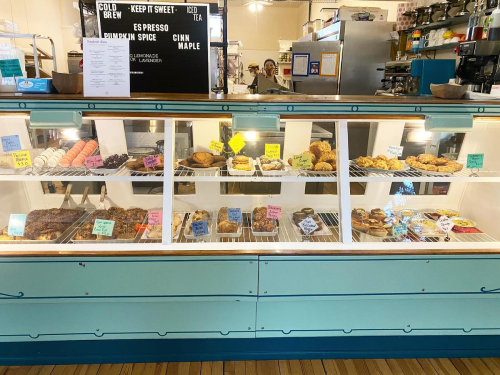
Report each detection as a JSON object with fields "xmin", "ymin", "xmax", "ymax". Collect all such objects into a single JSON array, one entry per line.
[
  {"xmin": 264, "ymin": 61, "xmax": 275, "ymax": 75},
  {"xmin": 249, "ymin": 67, "xmax": 258, "ymax": 76}
]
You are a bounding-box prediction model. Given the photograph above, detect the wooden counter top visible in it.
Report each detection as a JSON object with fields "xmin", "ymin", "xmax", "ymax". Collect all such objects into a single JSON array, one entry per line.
[{"xmin": 0, "ymin": 92, "xmax": 498, "ymax": 105}]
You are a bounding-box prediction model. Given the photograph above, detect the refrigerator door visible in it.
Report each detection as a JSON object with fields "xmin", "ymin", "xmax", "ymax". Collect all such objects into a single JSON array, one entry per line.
[
  {"xmin": 339, "ymin": 21, "xmax": 394, "ymax": 95},
  {"xmin": 291, "ymin": 41, "xmax": 341, "ymax": 95}
]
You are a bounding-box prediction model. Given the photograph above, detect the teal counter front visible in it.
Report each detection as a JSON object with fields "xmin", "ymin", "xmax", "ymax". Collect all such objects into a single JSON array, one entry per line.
[{"xmin": 0, "ymin": 94, "xmax": 500, "ymax": 362}]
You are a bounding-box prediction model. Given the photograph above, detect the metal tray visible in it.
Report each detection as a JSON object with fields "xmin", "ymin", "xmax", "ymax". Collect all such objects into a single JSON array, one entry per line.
[
  {"xmin": 250, "ymin": 214, "xmax": 279, "ymax": 237},
  {"xmin": 90, "ymin": 159, "xmax": 129, "ymax": 175},
  {"xmin": 286, "ymin": 166, "xmax": 336, "ymax": 175},
  {"xmin": 350, "ymin": 160, "xmax": 410, "ymax": 174},
  {"xmin": 288, "ymin": 213, "xmax": 332, "ymax": 237},
  {"xmin": 227, "ymin": 157, "xmax": 255, "ymax": 176}
]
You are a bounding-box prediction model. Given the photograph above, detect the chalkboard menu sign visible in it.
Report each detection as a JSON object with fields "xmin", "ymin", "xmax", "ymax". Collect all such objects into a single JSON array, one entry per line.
[{"xmin": 97, "ymin": 1, "xmax": 209, "ymax": 93}]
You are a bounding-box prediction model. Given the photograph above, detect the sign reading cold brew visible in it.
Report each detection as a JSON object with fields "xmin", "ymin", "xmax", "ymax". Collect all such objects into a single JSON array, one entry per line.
[{"xmin": 97, "ymin": 1, "xmax": 209, "ymax": 93}]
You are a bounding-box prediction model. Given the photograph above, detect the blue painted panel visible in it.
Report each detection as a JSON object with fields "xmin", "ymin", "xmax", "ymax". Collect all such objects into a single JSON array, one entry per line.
[
  {"xmin": 256, "ymin": 298, "xmax": 500, "ymax": 337},
  {"xmin": 258, "ymin": 257, "xmax": 500, "ymax": 299},
  {"xmin": 0, "ymin": 301, "xmax": 256, "ymax": 342},
  {"xmin": 0, "ymin": 258, "xmax": 257, "ymax": 301}
]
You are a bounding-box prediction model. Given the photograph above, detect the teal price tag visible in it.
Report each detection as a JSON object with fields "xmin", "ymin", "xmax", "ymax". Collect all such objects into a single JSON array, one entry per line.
[
  {"xmin": 0, "ymin": 59, "xmax": 23, "ymax": 78},
  {"xmin": 467, "ymin": 154, "xmax": 484, "ymax": 169},
  {"xmin": 92, "ymin": 219, "xmax": 115, "ymax": 237},
  {"xmin": 392, "ymin": 224, "xmax": 408, "ymax": 236},
  {"xmin": 8, "ymin": 214, "xmax": 27, "ymax": 236}
]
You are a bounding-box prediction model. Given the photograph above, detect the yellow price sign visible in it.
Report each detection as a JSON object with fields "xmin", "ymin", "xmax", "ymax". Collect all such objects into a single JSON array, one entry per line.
[
  {"xmin": 228, "ymin": 134, "xmax": 246, "ymax": 154},
  {"xmin": 12, "ymin": 150, "xmax": 31, "ymax": 169},
  {"xmin": 265, "ymin": 144, "xmax": 280, "ymax": 159},
  {"xmin": 292, "ymin": 154, "xmax": 312, "ymax": 170},
  {"xmin": 209, "ymin": 140, "xmax": 224, "ymax": 153}
]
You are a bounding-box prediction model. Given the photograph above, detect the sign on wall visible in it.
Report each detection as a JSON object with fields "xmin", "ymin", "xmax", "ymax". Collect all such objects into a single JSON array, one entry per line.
[{"xmin": 97, "ymin": 1, "xmax": 210, "ymax": 93}]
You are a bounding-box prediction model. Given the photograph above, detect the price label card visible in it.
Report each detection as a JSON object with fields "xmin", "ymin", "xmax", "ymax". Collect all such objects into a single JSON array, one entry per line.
[
  {"xmin": 1, "ymin": 135, "xmax": 21, "ymax": 152},
  {"xmin": 148, "ymin": 210, "xmax": 163, "ymax": 225},
  {"xmin": 298, "ymin": 216, "xmax": 319, "ymax": 235},
  {"xmin": 292, "ymin": 154, "xmax": 312, "ymax": 170},
  {"xmin": 265, "ymin": 144, "xmax": 280, "ymax": 159},
  {"xmin": 191, "ymin": 220, "xmax": 209, "ymax": 237},
  {"xmin": 12, "ymin": 151, "xmax": 31, "ymax": 169},
  {"xmin": 392, "ymin": 224, "xmax": 408, "ymax": 236},
  {"xmin": 0, "ymin": 59, "xmax": 23, "ymax": 78},
  {"xmin": 92, "ymin": 219, "xmax": 115, "ymax": 237},
  {"xmin": 387, "ymin": 145, "xmax": 404, "ymax": 157},
  {"xmin": 267, "ymin": 205, "xmax": 282, "ymax": 220},
  {"xmin": 85, "ymin": 155, "xmax": 104, "ymax": 168},
  {"xmin": 228, "ymin": 134, "xmax": 246, "ymax": 154},
  {"xmin": 143, "ymin": 154, "xmax": 161, "ymax": 168},
  {"xmin": 7, "ymin": 214, "xmax": 26, "ymax": 237},
  {"xmin": 227, "ymin": 208, "xmax": 242, "ymax": 222},
  {"xmin": 436, "ymin": 215, "xmax": 454, "ymax": 233},
  {"xmin": 467, "ymin": 153, "xmax": 484, "ymax": 169},
  {"xmin": 209, "ymin": 140, "xmax": 224, "ymax": 153}
]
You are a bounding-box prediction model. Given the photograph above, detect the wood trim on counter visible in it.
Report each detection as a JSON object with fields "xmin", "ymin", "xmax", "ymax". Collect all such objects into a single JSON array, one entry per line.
[{"xmin": 1, "ymin": 248, "xmax": 500, "ymax": 257}]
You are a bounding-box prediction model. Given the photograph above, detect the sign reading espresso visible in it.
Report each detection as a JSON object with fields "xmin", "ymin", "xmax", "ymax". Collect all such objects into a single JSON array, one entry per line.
[{"xmin": 97, "ymin": 1, "xmax": 209, "ymax": 93}]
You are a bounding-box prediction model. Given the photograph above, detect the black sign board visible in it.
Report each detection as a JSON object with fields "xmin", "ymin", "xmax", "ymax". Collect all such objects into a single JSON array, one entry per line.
[{"xmin": 97, "ymin": 1, "xmax": 209, "ymax": 93}]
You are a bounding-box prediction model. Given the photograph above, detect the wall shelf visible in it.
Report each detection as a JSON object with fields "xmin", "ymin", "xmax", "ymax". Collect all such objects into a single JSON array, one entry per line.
[
  {"xmin": 405, "ymin": 14, "xmax": 470, "ymax": 32},
  {"xmin": 405, "ymin": 42, "xmax": 459, "ymax": 53}
]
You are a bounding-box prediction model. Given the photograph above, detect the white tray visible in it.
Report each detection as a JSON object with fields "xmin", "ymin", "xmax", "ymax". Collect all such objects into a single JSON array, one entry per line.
[
  {"xmin": 176, "ymin": 159, "xmax": 224, "ymax": 171},
  {"xmin": 251, "ymin": 214, "xmax": 279, "ymax": 237},
  {"xmin": 227, "ymin": 157, "xmax": 255, "ymax": 176},
  {"xmin": 451, "ymin": 217, "xmax": 477, "ymax": 228},
  {"xmin": 215, "ymin": 210, "xmax": 243, "ymax": 238},
  {"xmin": 288, "ymin": 213, "xmax": 332, "ymax": 236},
  {"xmin": 140, "ymin": 212, "xmax": 185, "ymax": 240},
  {"xmin": 286, "ymin": 166, "xmax": 335, "ymax": 175},
  {"xmin": 256, "ymin": 157, "xmax": 287, "ymax": 176},
  {"xmin": 410, "ymin": 218, "xmax": 447, "ymax": 237},
  {"xmin": 350, "ymin": 160, "xmax": 410, "ymax": 174},
  {"xmin": 183, "ymin": 212, "xmax": 212, "ymax": 239},
  {"xmin": 352, "ymin": 225, "xmax": 405, "ymax": 239}
]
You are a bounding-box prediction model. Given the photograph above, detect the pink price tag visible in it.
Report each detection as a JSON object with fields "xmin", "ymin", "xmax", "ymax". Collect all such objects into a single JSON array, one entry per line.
[
  {"xmin": 85, "ymin": 155, "xmax": 103, "ymax": 168},
  {"xmin": 267, "ymin": 205, "xmax": 281, "ymax": 220},
  {"xmin": 148, "ymin": 210, "xmax": 163, "ymax": 225},
  {"xmin": 143, "ymin": 155, "xmax": 160, "ymax": 168}
]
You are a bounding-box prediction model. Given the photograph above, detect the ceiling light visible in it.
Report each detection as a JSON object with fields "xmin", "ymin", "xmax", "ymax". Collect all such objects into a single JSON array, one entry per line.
[
  {"xmin": 249, "ymin": 3, "xmax": 256, "ymax": 11},
  {"xmin": 257, "ymin": 4, "xmax": 263, "ymax": 10}
]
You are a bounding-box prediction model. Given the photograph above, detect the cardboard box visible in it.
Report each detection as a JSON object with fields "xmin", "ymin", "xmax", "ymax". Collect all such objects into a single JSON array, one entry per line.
[
  {"xmin": 16, "ymin": 78, "xmax": 55, "ymax": 93},
  {"xmin": 338, "ymin": 6, "xmax": 388, "ymax": 22}
]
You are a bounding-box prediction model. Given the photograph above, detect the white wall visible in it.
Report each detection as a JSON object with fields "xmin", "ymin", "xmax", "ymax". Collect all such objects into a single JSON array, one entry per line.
[{"xmin": 227, "ymin": 3, "xmax": 301, "ymax": 84}]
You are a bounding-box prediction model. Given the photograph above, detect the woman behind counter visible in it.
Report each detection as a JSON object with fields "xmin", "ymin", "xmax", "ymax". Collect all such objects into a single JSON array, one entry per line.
[{"xmin": 263, "ymin": 58, "xmax": 289, "ymax": 89}]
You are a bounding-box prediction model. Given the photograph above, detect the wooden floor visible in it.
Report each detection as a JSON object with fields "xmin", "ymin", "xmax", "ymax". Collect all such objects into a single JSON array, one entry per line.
[{"xmin": 3, "ymin": 358, "xmax": 500, "ymax": 375}]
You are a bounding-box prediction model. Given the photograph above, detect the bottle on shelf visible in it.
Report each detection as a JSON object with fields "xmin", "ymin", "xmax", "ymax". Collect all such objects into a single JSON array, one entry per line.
[
  {"xmin": 488, "ymin": 2, "xmax": 500, "ymax": 40},
  {"xmin": 467, "ymin": 0, "xmax": 480, "ymax": 40},
  {"xmin": 472, "ymin": 0, "xmax": 487, "ymax": 40}
]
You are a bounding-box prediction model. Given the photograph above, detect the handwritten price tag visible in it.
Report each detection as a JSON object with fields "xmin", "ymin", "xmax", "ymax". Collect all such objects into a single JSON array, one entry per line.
[
  {"xmin": 1, "ymin": 135, "xmax": 21, "ymax": 152},
  {"xmin": 92, "ymin": 219, "xmax": 115, "ymax": 237},
  {"xmin": 143, "ymin": 155, "xmax": 161, "ymax": 168},
  {"xmin": 12, "ymin": 150, "xmax": 31, "ymax": 169},
  {"xmin": 267, "ymin": 205, "xmax": 281, "ymax": 220},
  {"xmin": 191, "ymin": 220, "xmax": 209, "ymax": 237},
  {"xmin": 265, "ymin": 144, "xmax": 280, "ymax": 159},
  {"xmin": 387, "ymin": 145, "xmax": 404, "ymax": 157},
  {"xmin": 209, "ymin": 140, "xmax": 224, "ymax": 153},
  {"xmin": 7, "ymin": 214, "xmax": 26, "ymax": 236},
  {"xmin": 85, "ymin": 155, "xmax": 104, "ymax": 168},
  {"xmin": 436, "ymin": 215, "xmax": 454, "ymax": 233},
  {"xmin": 292, "ymin": 154, "xmax": 312, "ymax": 170},
  {"xmin": 392, "ymin": 224, "xmax": 407, "ymax": 236},
  {"xmin": 298, "ymin": 216, "xmax": 318, "ymax": 235},
  {"xmin": 467, "ymin": 153, "xmax": 484, "ymax": 169},
  {"xmin": 227, "ymin": 208, "xmax": 242, "ymax": 222},
  {"xmin": 228, "ymin": 134, "xmax": 246, "ymax": 154},
  {"xmin": 0, "ymin": 59, "xmax": 23, "ymax": 78},
  {"xmin": 148, "ymin": 210, "xmax": 163, "ymax": 225}
]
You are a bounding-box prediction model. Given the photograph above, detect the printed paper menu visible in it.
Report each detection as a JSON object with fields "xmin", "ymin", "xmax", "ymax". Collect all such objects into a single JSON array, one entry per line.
[{"xmin": 83, "ymin": 38, "xmax": 130, "ymax": 97}]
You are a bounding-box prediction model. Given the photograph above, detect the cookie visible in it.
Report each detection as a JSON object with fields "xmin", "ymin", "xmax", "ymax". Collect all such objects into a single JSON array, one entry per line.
[
  {"xmin": 191, "ymin": 163, "xmax": 212, "ymax": 168},
  {"xmin": 193, "ymin": 152, "xmax": 214, "ymax": 164}
]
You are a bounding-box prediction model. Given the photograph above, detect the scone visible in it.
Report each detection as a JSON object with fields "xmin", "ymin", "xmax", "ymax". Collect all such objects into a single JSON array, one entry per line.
[
  {"xmin": 417, "ymin": 153, "xmax": 436, "ymax": 164},
  {"xmin": 319, "ymin": 151, "xmax": 336, "ymax": 163},
  {"xmin": 357, "ymin": 156, "xmax": 374, "ymax": 168},
  {"xmin": 314, "ymin": 162, "xmax": 333, "ymax": 171},
  {"xmin": 309, "ymin": 141, "xmax": 331, "ymax": 158},
  {"xmin": 428, "ymin": 157, "xmax": 450, "ymax": 166},
  {"xmin": 218, "ymin": 220, "xmax": 238, "ymax": 233},
  {"xmin": 369, "ymin": 208, "xmax": 386, "ymax": 221},
  {"xmin": 302, "ymin": 151, "xmax": 317, "ymax": 165},
  {"xmin": 351, "ymin": 208, "xmax": 368, "ymax": 221},
  {"xmin": 375, "ymin": 155, "xmax": 388, "ymax": 162},
  {"xmin": 387, "ymin": 158, "xmax": 404, "ymax": 171},
  {"xmin": 193, "ymin": 152, "xmax": 214, "ymax": 165},
  {"xmin": 373, "ymin": 160, "xmax": 388, "ymax": 170}
]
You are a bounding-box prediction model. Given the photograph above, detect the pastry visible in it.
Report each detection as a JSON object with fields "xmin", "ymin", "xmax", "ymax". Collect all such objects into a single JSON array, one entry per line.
[
  {"xmin": 356, "ymin": 156, "xmax": 374, "ymax": 168},
  {"xmin": 387, "ymin": 158, "xmax": 404, "ymax": 171},
  {"xmin": 218, "ymin": 220, "xmax": 238, "ymax": 233},
  {"xmin": 424, "ymin": 164, "xmax": 438, "ymax": 172},
  {"xmin": 372, "ymin": 160, "xmax": 388, "ymax": 170},
  {"xmin": 446, "ymin": 161, "xmax": 463, "ymax": 172},
  {"xmin": 352, "ymin": 219, "xmax": 369, "ymax": 233},
  {"xmin": 314, "ymin": 162, "xmax": 333, "ymax": 171},
  {"xmin": 233, "ymin": 155, "xmax": 249, "ymax": 164},
  {"xmin": 319, "ymin": 151, "xmax": 336, "ymax": 164},
  {"xmin": 234, "ymin": 163, "xmax": 251, "ymax": 171},
  {"xmin": 428, "ymin": 157, "xmax": 450, "ymax": 166},
  {"xmin": 212, "ymin": 155, "xmax": 226, "ymax": 162},
  {"xmin": 369, "ymin": 227, "xmax": 388, "ymax": 237},
  {"xmin": 351, "ymin": 208, "xmax": 368, "ymax": 221},
  {"xmin": 417, "ymin": 154, "xmax": 436, "ymax": 164},
  {"xmin": 193, "ymin": 152, "xmax": 214, "ymax": 165},
  {"xmin": 179, "ymin": 159, "xmax": 190, "ymax": 167},
  {"xmin": 191, "ymin": 163, "xmax": 212, "ymax": 168},
  {"xmin": 261, "ymin": 161, "xmax": 284, "ymax": 171},
  {"xmin": 366, "ymin": 218, "xmax": 382, "ymax": 228},
  {"xmin": 211, "ymin": 161, "xmax": 226, "ymax": 167},
  {"xmin": 309, "ymin": 141, "xmax": 331, "ymax": 158},
  {"xmin": 302, "ymin": 151, "xmax": 317, "ymax": 165},
  {"xmin": 185, "ymin": 210, "xmax": 210, "ymax": 235},
  {"xmin": 370, "ymin": 209, "xmax": 386, "ymax": 221},
  {"xmin": 437, "ymin": 165, "xmax": 455, "ymax": 173},
  {"xmin": 375, "ymin": 155, "xmax": 388, "ymax": 162},
  {"xmin": 406, "ymin": 156, "xmax": 417, "ymax": 164},
  {"xmin": 301, "ymin": 208, "xmax": 315, "ymax": 215}
]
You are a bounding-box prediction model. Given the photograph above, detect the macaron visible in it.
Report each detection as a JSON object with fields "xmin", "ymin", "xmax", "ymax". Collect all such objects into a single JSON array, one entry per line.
[{"xmin": 59, "ymin": 160, "xmax": 70, "ymax": 168}]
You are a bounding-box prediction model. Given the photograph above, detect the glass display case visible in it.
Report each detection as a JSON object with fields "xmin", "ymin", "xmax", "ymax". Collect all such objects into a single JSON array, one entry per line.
[{"xmin": 0, "ymin": 107, "xmax": 499, "ymax": 254}]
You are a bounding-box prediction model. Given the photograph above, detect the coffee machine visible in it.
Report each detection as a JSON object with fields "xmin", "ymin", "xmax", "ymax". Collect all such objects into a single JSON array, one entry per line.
[
  {"xmin": 379, "ymin": 59, "xmax": 456, "ymax": 95},
  {"xmin": 457, "ymin": 41, "xmax": 500, "ymax": 93}
]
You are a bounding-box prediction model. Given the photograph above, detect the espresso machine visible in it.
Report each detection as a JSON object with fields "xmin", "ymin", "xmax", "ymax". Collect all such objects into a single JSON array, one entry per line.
[
  {"xmin": 457, "ymin": 41, "xmax": 500, "ymax": 93},
  {"xmin": 379, "ymin": 59, "xmax": 456, "ymax": 95}
]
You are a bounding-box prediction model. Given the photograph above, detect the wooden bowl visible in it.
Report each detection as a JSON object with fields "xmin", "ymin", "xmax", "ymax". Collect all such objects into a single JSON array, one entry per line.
[{"xmin": 52, "ymin": 71, "xmax": 83, "ymax": 94}]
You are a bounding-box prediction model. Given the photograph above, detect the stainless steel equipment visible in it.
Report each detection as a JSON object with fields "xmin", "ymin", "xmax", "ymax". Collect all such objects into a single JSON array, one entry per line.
[
  {"xmin": 457, "ymin": 41, "xmax": 500, "ymax": 93},
  {"xmin": 381, "ymin": 61, "xmax": 420, "ymax": 95},
  {"xmin": 291, "ymin": 21, "xmax": 394, "ymax": 95}
]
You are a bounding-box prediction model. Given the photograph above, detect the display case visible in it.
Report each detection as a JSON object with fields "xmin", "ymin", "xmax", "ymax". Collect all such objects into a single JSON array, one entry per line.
[{"xmin": 2, "ymin": 95, "xmax": 500, "ymax": 352}]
